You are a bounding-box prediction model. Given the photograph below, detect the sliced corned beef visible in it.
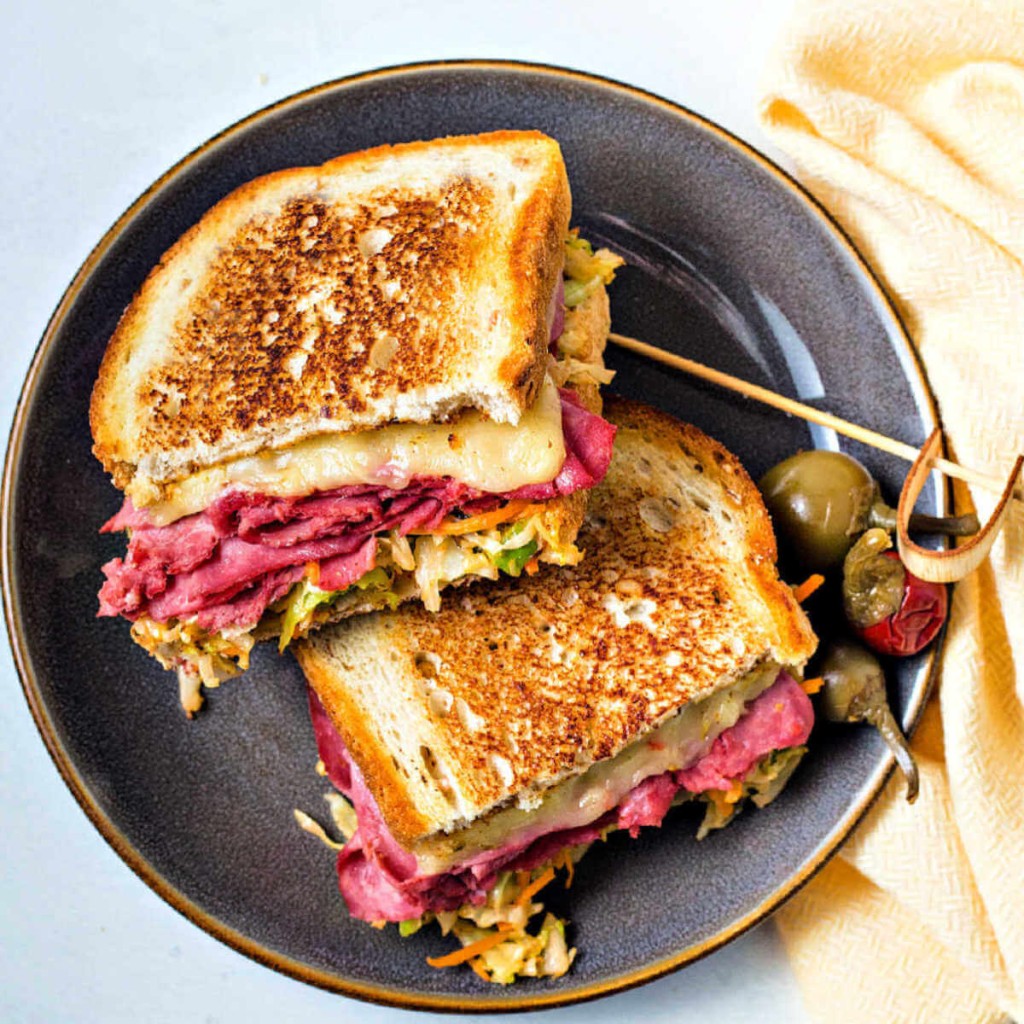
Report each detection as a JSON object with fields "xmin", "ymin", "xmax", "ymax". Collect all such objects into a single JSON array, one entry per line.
[
  {"xmin": 134, "ymin": 531, "xmax": 377, "ymax": 624},
  {"xmin": 316, "ymin": 536, "xmax": 380, "ymax": 591},
  {"xmin": 101, "ymin": 500, "xmax": 154, "ymax": 532},
  {"xmin": 189, "ymin": 536, "xmax": 381, "ymax": 634},
  {"xmin": 310, "ymin": 672, "xmax": 813, "ymax": 923},
  {"xmin": 196, "ymin": 565, "xmax": 306, "ymax": 633},
  {"xmin": 615, "ymin": 774, "xmax": 679, "ymax": 838},
  {"xmin": 507, "ymin": 390, "xmax": 617, "ymax": 501},
  {"xmin": 97, "ymin": 390, "xmax": 615, "ymax": 632},
  {"xmin": 674, "ymin": 672, "xmax": 814, "ymax": 793}
]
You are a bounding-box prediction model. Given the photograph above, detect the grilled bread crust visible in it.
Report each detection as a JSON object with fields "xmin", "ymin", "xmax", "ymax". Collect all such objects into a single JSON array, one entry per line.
[
  {"xmin": 296, "ymin": 399, "xmax": 817, "ymax": 851},
  {"xmin": 91, "ymin": 131, "xmax": 571, "ymax": 497}
]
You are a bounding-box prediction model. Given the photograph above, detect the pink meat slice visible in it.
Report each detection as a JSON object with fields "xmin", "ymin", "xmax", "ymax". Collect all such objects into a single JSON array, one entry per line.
[
  {"xmin": 615, "ymin": 774, "xmax": 679, "ymax": 838},
  {"xmin": 196, "ymin": 565, "xmax": 306, "ymax": 633},
  {"xmin": 143, "ymin": 532, "xmax": 376, "ymax": 623},
  {"xmin": 191, "ymin": 537, "xmax": 380, "ymax": 632},
  {"xmin": 316, "ymin": 536, "xmax": 381, "ymax": 591},
  {"xmin": 673, "ymin": 675, "xmax": 815, "ymax": 793},
  {"xmin": 507, "ymin": 389, "xmax": 616, "ymax": 501},
  {"xmin": 97, "ymin": 390, "xmax": 616, "ymax": 631},
  {"xmin": 310, "ymin": 672, "xmax": 813, "ymax": 923}
]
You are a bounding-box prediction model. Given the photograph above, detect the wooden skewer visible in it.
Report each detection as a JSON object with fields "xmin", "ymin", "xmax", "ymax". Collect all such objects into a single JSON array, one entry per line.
[{"xmin": 608, "ymin": 332, "xmax": 1024, "ymax": 503}]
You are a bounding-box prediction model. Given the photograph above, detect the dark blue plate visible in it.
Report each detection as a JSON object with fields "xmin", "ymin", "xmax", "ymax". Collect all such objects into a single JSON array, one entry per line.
[{"xmin": 2, "ymin": 61, "xmax": 943, "ymax": 1011}]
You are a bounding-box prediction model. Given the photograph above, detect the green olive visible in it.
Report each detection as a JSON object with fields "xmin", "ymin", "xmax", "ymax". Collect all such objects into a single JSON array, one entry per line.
[
  {"xmin": 819, "ymin": 640, "xmax": 919, "ymax": 802},
  {"xmin": 759, "ymin": 450, "xmax": 979, "ymax": 576},
  {"xmin": 759, "ymin": 450, "xmax": 876, "ymax": 574}
]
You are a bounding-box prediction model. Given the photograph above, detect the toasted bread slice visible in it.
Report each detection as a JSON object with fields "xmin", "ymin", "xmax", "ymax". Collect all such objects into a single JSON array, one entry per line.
[
  {"xmin": 297, "ymin": 398, "xmax": 817, "ymax": 858},
  {"xmin": 91, "ymin": 131, "xmax": 571, "ymax": 497}
]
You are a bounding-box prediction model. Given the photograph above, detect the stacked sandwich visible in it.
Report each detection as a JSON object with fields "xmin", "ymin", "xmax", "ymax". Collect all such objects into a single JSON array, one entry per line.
[
  {"xmin": 91, "ymin": 131, "xmax": 817, "ymax": 984},
  {"xmin": 91, "ymin": 132, "xmax": 620, "ymax": 712}
]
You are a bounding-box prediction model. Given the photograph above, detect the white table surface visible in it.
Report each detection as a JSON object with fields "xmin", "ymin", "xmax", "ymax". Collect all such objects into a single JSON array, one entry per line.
[{"xmin": 1, "ymin": 2, "xmax": 812, "ymax": 1021}]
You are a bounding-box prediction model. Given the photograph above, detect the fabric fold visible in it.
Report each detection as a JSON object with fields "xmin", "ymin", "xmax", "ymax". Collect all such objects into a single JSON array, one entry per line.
[{"xmin": 759, "ymin": 2, "xmax": 1024, "ymax": 1021}]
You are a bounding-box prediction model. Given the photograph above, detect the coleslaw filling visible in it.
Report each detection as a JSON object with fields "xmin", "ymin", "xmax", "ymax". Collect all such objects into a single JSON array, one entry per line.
[{"xmin": 295, "ymin": 741, "xmax": 807, "ymax": 984}]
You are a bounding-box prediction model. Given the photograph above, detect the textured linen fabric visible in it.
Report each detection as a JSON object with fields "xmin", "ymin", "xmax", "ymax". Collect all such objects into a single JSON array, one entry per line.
[{"xmin": 759, "ymin": 2, "xmax": 1024, "ymax": 1022}]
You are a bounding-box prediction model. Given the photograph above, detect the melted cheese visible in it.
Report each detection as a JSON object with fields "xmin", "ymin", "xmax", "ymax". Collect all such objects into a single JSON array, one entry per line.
[
  {"xmin": 142, "ymin": 375, "xmax": 566, "ymax": 525},
  {"xmin": 413, "ymin": 661, "xmax": 781, "ymax": 874}
]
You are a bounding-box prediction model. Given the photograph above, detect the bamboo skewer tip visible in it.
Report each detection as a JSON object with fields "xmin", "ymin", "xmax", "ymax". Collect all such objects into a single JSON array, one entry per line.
[{"xmin": 607, "ymin": 331, "xmax": 1023, "ymax": 504}]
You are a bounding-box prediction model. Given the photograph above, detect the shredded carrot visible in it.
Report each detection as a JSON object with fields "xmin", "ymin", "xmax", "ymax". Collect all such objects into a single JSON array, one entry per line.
[
  {"xmin": 515, "ymin": 866, "xmax": 556, "ymax": 908},
  {"xmin": 516, "ymin": 870, "xmax": 531, "ymax": 891},
  {"xmin": 426, "ymin": 925, "xmax": 513, "ymax": 968},
  {"xmin": 561, "ymin": 849, "xmax": 575, "ymax": 889},
  {"xmin": 469, "ymin": 957, "xmax": 491, "ymax": 982},
  {"xmin": 801, "ymin": 676, "xmax": 825, "ymax": 695},
  {"xmin": 792, "ymin": 573, "xmax": 825, "ymax": 603},
  {"xmin": 305, "ymin": 561, "xmax": 321, "ymax": 587},
  {"xmin": 723, "ymin": 779, "xmax": 745, "ymax": 805},
  {"xmin": 425, "ymin": 501, "xmax": 545, "ymax": 536},
  {"xmin": 523, "ymin": 556, "xmax": 540, "ymax": 576},
  {"xmin": 707, "ymin": 791, "xmax": 733, "ymax": 818}
]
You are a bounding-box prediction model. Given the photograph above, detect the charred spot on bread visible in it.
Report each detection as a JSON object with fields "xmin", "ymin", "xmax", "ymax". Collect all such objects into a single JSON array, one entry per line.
[{"xmin": 90, "ymin": 131, "xmax": 572, "ymax": 489}]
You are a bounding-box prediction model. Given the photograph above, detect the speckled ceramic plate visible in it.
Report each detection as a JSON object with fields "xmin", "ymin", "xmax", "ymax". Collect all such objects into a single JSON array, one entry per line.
[{"xmin": 3, "ymin": 61, "xmax": 944, "ymax": 1011}]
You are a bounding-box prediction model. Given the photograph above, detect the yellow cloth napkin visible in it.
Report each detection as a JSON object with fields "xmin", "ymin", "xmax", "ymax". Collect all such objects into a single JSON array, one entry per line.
[{"xmin": 759, "ymin": 2, "xmax": 1024, "ymax": 1022}]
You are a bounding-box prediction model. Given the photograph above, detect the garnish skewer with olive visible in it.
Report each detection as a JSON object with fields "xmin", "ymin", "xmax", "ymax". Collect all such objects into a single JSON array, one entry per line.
[
  {"xmin": 758, "ymin": 450, "xmax": 957, "ymax": 803},
  {"xmin": 759, "ymin": 450, "xmax": 978, "ymax": 576}
]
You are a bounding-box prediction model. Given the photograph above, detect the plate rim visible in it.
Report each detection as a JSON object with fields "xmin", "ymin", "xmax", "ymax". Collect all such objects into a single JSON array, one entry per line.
[{"xmin": 2, "ymin": 57, "xmax": 946, "ymax": 1012}]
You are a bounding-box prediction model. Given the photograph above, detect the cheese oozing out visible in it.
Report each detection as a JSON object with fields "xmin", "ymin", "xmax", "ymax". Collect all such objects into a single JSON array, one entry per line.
[
  {"xmin": 412, "ymin": 660, "xmax": 782, "ymax": 875},
  {"xmin": 140, "ymin": 374, "xmax": 567, "ymax": 525}
]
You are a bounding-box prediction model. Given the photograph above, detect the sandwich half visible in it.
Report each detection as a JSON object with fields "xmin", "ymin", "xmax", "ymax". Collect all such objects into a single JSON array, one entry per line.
[
  {"xmin": 296, "ymin": 398, "xmax": 818, "ymax": 983},
  {"xmin": 91, "ymin": 131, "xmax": 622, "ymax": 710}
]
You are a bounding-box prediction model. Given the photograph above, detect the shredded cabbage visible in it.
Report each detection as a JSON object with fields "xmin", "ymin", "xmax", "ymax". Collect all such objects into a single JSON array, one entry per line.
[
  {"xmin": 275, "ymin": 566, "xmax": 397, "ymax": 651},
  {"xmin": 294, "ymin": 791, "xmax": 359, "ymax": 851},
  {"xmin": 404, "ymin": 850, "xmax": 588, "ymax": 984},
  {"xmin": 131, "ymin": 618, "xmax": 254, "ymax": 696},
  {"xmin": 695, "ymin": 745, "xmax": 807, "ymax": 839},
  {"xmin": 292, "ymin": 808, "xmax": 345, "ymax": 850},
  {"xmin": 563, "ymin": 233, "xmax": 623, "ymax": 307},
  {"xmin": 409, "ymin": 510, "xmax": 585, "ymax": 610},
  {"xmin": 413, "ymin": 534, "xmax": 498, "ymax": 611},
  {"xmin": 491, "ymin": 523, "xmax": 539, "ymax": 576},
  {"xmin": 549, "ymin": 355, "xmax": 616, "ymax": 388},
  {"xmin": 492, "ymin": 541, "xmax": 538, "ymax": 576},
  {"xmin": 381, "ymin": 531, "xmax": 415, "ymax": 571},
  {"xmin": 277, "ymin": 580, "xmax": 340, "ymax": 651},
  {"xmin": 325, "ymin": 792, "xmax": 359, "ymax": 841}
]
